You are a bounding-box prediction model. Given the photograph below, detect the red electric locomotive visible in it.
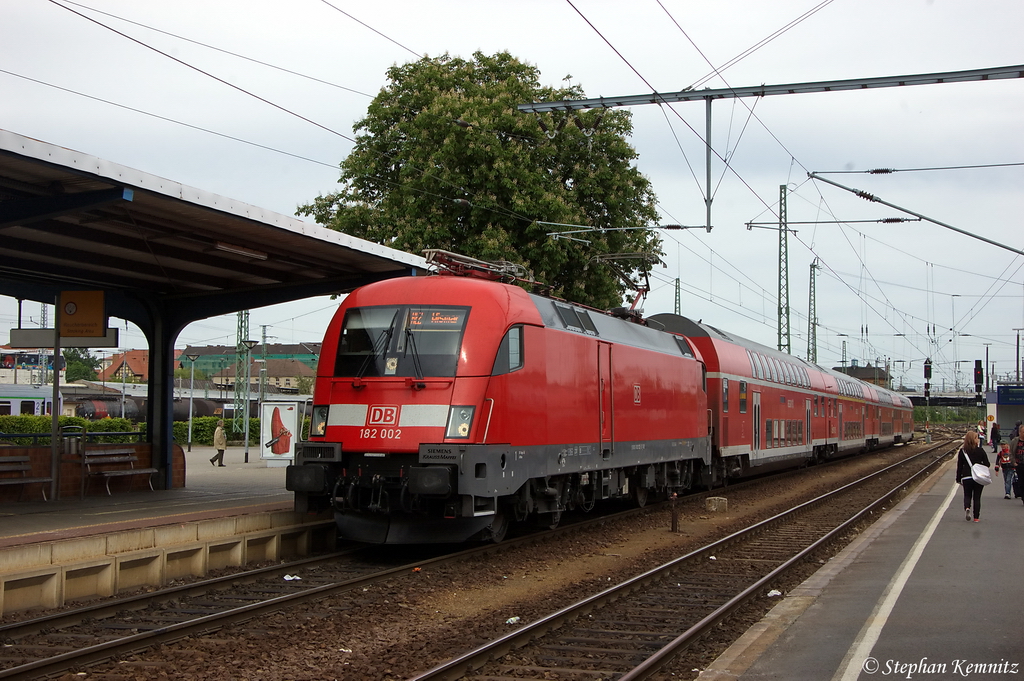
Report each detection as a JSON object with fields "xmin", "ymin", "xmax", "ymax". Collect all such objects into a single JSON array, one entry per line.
[
  {"xmin": 286, "ymin": 253, "xmax": 711, "ymax": 543},
  {"xmin": 287, "ymin": 252, "xmax": 914, "ymax": 544}
]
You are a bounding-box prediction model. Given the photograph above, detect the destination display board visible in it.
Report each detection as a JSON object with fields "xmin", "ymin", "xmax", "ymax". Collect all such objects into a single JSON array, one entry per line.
[{"xmin": 996, "ymin": 386, "xmax": 1024, "ymax": 405}]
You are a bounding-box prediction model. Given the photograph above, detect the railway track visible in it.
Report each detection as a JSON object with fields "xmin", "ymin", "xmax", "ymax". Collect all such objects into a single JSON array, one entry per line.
[
  {"xmin": 409, "ymin": 441, "xmax": 954, "ymax": 680},
  {"xmin": 0, "ymin": 444, "xmax": 943, "ymax": 680},
  {"xmin": 0, "ymin": 545, "xmax": 449, "ymax": 680},
  {"xmin": 0, "ymin": 495, "xmax": 701, "ymax": 679}
]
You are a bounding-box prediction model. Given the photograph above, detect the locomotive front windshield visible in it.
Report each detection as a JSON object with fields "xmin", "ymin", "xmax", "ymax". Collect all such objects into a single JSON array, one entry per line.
[{"xmin": 334, "ymin": 305, "xmax": 469, "ymax": 378}]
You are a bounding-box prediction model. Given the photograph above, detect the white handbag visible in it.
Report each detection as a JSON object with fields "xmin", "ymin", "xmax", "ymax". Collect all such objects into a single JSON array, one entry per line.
[{"xmin": 961, "ymin": 449, "xmax": 992, "ymax": 486}]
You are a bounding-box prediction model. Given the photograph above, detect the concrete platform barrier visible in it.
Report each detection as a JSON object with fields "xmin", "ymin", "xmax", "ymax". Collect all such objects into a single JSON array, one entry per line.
[{"xmin": 0, "ymin": 510, "xmax": 335, "ymax": 615}]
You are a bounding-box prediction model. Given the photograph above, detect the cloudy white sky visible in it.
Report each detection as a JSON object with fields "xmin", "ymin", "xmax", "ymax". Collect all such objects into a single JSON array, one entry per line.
[{"xmin": 2, "ymin": 0, "xmax": 1023, "ymax": 390}]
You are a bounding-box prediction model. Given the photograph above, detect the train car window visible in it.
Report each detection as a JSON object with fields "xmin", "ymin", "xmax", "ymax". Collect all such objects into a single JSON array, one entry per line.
[
  {"xmin": 739, "ymin": 381, "xmax": 748, "ymax": 413},
  {"xmin": 765, "ymin": 419, "xmax": 772, "ymax": 448},
  {"xmin": 0, "ymin": 402, "xmax": 10, "ymax": 416},
  {"xmin": 771, "ymin": 357, "xmax": 782, "ymax": 383},
  {"xmin": 784, "ymin": 362, "xmax": 794, "ymax": 385},
  {"xmin": 491, "ymin": 325, "xmax": 524, "ymax": 376},
  {"xmin": 674, "ymin": 336, "xmax": 695, "ymax": 358},
  {"xmin": 20, "ymin": 401, "xmax": 35, "ymax": 415},
  {"xmin": 334, "ymin": 305, "xmax": 469, "ymax": 378},
  {"xmin": 722, "ymin": 378, "xmax": 729, "ymax": 412}
]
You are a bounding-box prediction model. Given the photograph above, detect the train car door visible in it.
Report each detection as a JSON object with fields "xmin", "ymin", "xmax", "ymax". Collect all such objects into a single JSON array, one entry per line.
[
  {"xmin": 839, "ymin": 402, "xmax": 844, "ymax": 445},
  {"xmin": 805, "ymin": 399, "xmax": 811, "ymax": 446},
  {"xmin": 598, "ymin": 341, "xmax": 613, "ymax": 460},
  {"xmin": 752, "ymin": 391, "xmax": 761, "ymax": 455}
]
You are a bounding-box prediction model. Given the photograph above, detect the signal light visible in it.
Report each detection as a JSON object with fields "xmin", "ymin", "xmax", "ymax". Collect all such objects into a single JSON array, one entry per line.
[
  {"xmin": 924, "ymin": 359, "xmax": 932, "ymax": 380},
  {"xmin": 974, "ymin": 360, "xmax": 984, "ymax": 391},
  {"xmin": 924, "ymin": 381, "xmax": 930, "ymax": 399}
]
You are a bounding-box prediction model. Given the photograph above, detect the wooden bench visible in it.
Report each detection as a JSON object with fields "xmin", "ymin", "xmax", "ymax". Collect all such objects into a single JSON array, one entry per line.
[
  {"xmin": 0, "ymin": 455, "xmax": 52, "ymax": 501},
  {"xmin": 79, "ymin": 449, "xmax": 158, "ymax": 497}
]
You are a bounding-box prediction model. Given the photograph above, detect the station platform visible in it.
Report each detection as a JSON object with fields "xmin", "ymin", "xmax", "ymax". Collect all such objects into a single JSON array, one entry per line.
[
  {"xmin": 0, "ymin": 445, "xmax": 294, "ymax": 547},
  {"xmin": 702, "ymin": 456, "xmax": 1022, "ymax": 680},
  {"xmin": 0, "ymin": 446, "xmax": 334, "ymax": 615}
]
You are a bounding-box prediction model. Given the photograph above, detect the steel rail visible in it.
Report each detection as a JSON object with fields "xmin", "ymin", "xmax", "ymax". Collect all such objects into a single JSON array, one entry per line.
[{"xmin": 408, "ymin": 441, "xmax": 953, "ymax": 680}]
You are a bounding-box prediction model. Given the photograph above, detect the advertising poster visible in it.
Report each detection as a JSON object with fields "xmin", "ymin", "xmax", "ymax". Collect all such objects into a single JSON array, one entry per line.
[{"xmin": 260, "ymin": 401, "xmax": 298, "ymax": 465}]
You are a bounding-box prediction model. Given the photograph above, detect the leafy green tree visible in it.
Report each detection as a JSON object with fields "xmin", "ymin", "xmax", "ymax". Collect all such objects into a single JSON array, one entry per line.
[
  {"xmin": 295, "ymin": 375, "xmax": 314, "ymax": 395},
  {"xmin": 299, "ymin": 51, "xmax": 661, "ymax": 309},
  {"xmin": 63, "ymin": 348, "xmax": 100, "ymax": 382}
]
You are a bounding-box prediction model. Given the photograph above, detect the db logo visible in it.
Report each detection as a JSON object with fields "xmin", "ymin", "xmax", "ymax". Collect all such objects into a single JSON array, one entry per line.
[{"xmin": 368, "ymin": 405, "xmax": 399, "ymax": 426}]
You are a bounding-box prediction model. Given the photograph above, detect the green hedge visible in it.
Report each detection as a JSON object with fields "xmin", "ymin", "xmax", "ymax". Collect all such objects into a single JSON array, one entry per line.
[{"xmin": 0, "ymin": 415, "xmax": 132, "ymax": 446}]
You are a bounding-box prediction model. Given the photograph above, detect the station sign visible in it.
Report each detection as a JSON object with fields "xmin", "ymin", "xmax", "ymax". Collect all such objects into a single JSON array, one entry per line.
[
  {"xmin": 996, "ymin": 386, "xmax": 1024, "ymax": 405},
  {"xmin": 59, "ymin": 291, "xmax": 105, "ymax": 338},
  {"xmin": 8, "ymin": 327, "xmax": 120, "ymax": 349}
]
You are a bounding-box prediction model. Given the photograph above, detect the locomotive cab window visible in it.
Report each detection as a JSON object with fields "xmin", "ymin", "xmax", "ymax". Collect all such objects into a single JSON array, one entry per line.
[
  {"xmin": 334, "ymin": 305, "xmax": 469, "ymax": 378},
  {"xmin": 491, "ymin": 325, "xmax": 525, "ymax": 376},
  {"xmin": 674, "ymin": 336, "xmax": 695, "ymax": 358}
]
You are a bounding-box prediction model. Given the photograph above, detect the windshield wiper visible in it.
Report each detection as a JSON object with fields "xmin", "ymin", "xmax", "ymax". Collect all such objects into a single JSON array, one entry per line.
[
  {"xmin": 354, "ymin": 309, "xmax": 400, "ymax": 382},
  {"xmin": 404, "ymin": 323, "xmax": 426, "ymax": 389}
]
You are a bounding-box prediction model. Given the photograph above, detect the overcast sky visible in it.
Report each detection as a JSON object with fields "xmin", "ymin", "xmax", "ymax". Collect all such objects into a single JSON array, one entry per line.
[{"xmin": 2, "ymin": 0, "xmax": 1023, "ymax": 391}]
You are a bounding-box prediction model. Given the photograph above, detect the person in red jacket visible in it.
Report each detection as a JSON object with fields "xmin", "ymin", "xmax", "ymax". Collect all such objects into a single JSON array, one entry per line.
[{"xmin": 956, "ymin": 430, "xmax": 991, "ymax": 522}]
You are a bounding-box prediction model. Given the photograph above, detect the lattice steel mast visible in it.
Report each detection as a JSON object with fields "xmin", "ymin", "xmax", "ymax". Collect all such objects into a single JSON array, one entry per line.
[
  {"xmin": 807, "ymin": 258, "xmax": 819, "ymax": 363},
  {"xmin": 232, "ymin": 310, "xmax": 249, "ymax": 435},
  {"xmin": 778, "ymin": 185, "xmax": 791, "ymax": 354}
]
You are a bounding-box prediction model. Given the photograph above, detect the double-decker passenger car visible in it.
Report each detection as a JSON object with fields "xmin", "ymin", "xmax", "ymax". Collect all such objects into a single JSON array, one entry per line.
[{"xmin": 649, "ymin": 315, "xmax": 914, "ymax": 484}]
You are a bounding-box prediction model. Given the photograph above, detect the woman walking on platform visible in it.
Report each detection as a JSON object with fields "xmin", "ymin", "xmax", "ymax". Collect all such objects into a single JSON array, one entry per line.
[{"xmin": 956, "ymin": 430, "xmax": 990, "ymax": 522}]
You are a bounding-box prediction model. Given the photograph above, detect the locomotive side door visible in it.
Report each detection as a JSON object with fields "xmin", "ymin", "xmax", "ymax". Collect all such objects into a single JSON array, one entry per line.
[{"xmin": 598, "ymin": 341, "xmax": 613, "ymax": 460}]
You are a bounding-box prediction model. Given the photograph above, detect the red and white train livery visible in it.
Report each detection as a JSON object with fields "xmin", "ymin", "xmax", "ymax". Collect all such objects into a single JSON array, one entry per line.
[{"xmin": 287, "ymin": 264, "xmax": 913, "ymax": 544}]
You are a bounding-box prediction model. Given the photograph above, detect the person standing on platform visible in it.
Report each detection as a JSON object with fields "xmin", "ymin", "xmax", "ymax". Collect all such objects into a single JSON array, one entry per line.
[
  {"xmin": 211, "ymin": 419, "xmax": 227, "ymax": 467},
  {"xmin": 1012, "ymin": 431, "xmax": 1024, "ymax": 502},
  {"xmin": 989, "ymin": 422, "xmax": 1001, "ymax": 453},
  {"xmin": 956, "ymin": 430, "xmax": 990, "ymax": 522},
  {"xmin": 994, "ymin": 443, "xmax": 1014, "ymax": 499},
  {"xmin": 976, "ymin": 420, "xmax": 987, "ymax": 447}
]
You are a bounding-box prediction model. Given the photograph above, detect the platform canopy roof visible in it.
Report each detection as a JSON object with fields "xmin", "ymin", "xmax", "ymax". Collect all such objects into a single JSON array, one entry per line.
[
  {"xmin": 0, "ymin": 128, "xmax": 427, "ymax": 319},
  {"xmin": 0, "ymin": 129, "xmax": 431, "ymax": 480}
]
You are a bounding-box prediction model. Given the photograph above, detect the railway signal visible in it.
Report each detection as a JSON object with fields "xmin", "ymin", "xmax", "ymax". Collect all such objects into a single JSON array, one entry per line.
[{"xmin": 975, "ymin": 359, "xmax": 984, "ymax": 408}]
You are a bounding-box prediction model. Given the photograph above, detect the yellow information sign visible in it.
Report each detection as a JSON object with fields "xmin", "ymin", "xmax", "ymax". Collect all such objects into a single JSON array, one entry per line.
[{"xmin": 59, "ymin": 290, "xmax": 105, "ymax": 338}]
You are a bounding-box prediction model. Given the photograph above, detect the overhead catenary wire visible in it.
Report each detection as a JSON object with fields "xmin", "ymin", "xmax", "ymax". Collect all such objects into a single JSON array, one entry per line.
[{"xmin": 43, "ymin": 0, "xmax": 539, "ymax": 229}]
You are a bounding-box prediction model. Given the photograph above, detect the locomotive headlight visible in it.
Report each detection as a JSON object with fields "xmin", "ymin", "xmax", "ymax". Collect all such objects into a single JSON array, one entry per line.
[
  {"xmin": 311, "ymin": 405, "xmax": 329, "ymax": 437},
  {"xmin": 445, "ymin": 405, "xmax": 475, "ymax": 439}
]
